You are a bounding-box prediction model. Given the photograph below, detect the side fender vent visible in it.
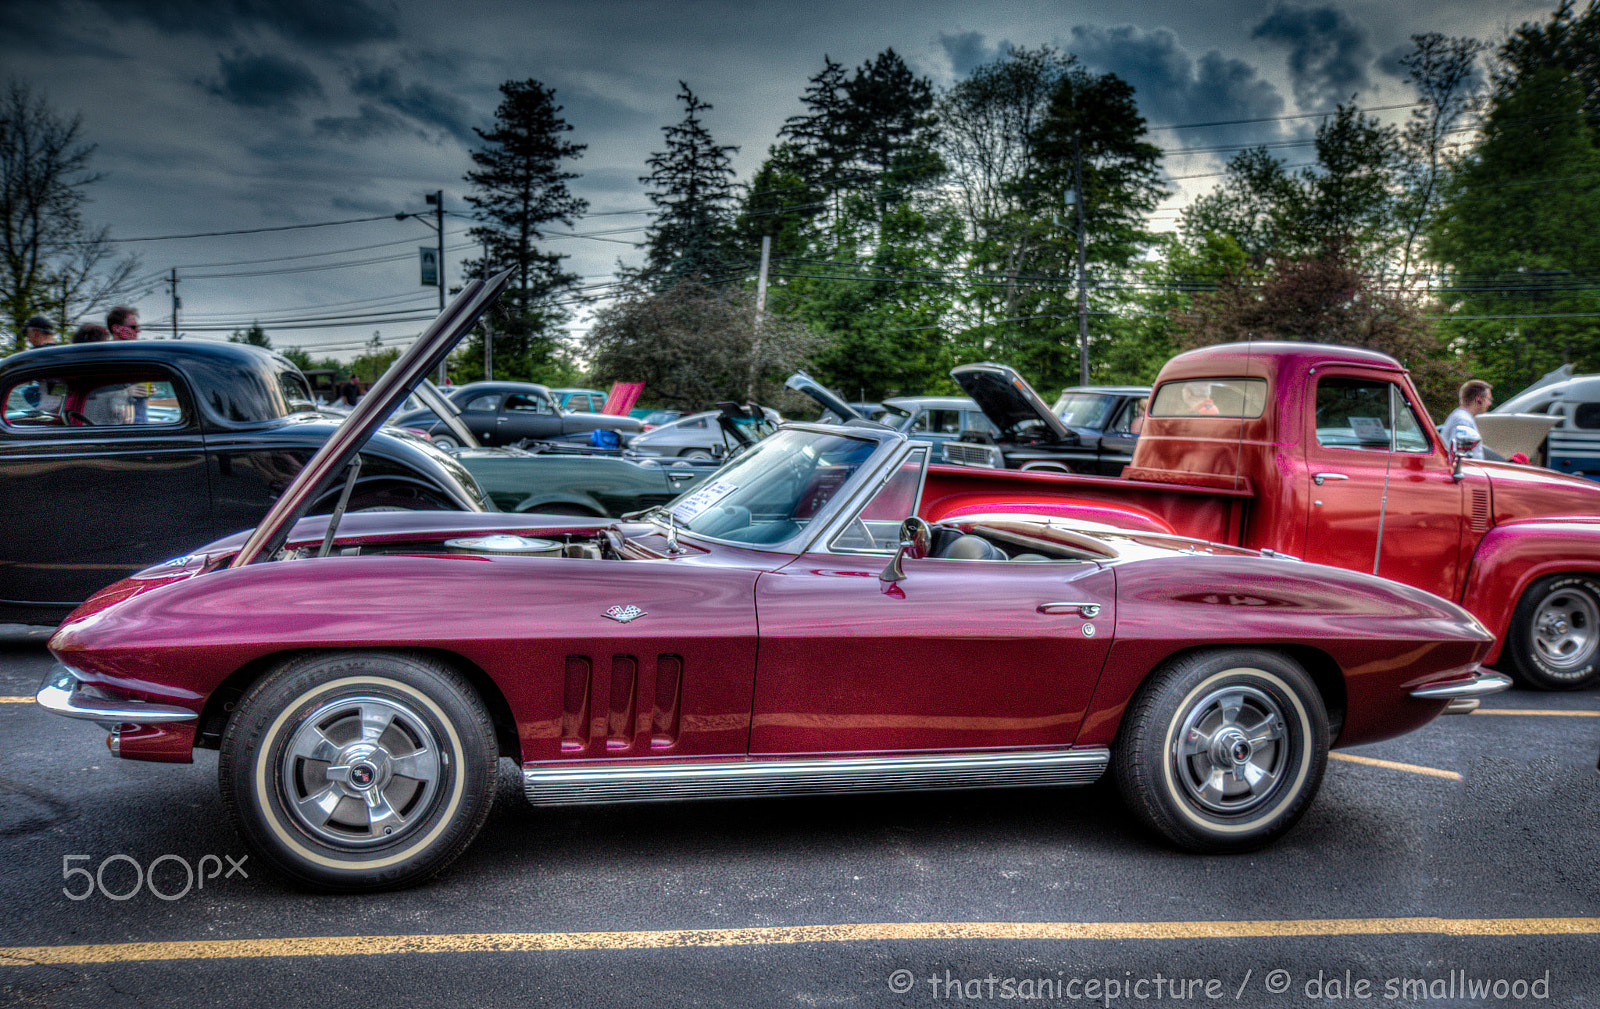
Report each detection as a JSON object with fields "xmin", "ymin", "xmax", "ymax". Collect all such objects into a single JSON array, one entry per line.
[{"xmin": 1470, "ymin": 488, "xmax": 1490, "ymax": 533}]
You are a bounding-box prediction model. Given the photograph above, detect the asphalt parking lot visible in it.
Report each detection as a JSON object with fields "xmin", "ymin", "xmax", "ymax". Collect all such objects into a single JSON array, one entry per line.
[{"xmin": 1, "ymin": 640, "xmax": 1596, "ymax": 1008}]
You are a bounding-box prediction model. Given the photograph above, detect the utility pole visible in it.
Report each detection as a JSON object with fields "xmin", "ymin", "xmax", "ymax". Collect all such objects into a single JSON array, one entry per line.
[
  {"xmin": 428, "ymin": 191, "xmax": 448, "ymax": 385},
  {"xmin": 398, "ymin": 191, "xmax": 448, "ymax": 382},
  {"xmin": 1071, "ymin": 133, "xmax": 1089, "ymax": 386},
  {"xmin": 168, "ymin": 268, "xmax": 181, "ymax": 340},
  {"xmin": 480, "ymin": 235, "xmax": 493, "ymax": 381},
  {"xmin": 748, "ymin": 235, "xmax": 770, "ymax": 401}
]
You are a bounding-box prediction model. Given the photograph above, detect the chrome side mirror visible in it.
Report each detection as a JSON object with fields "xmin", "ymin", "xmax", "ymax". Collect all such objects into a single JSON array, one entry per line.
[
  {"xmin": 1448, "ymin": 428, "xmax": 1480, "ymax": 482},
  {"xmin": 880, "ymin": 517, "xmax": 931, "ymax": 582}
]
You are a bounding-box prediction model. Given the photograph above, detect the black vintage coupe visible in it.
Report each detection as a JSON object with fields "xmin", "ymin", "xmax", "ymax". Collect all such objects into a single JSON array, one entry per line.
[{"xmin": 0, "ymin": 340, "xmax": 488, "ymax": 624}]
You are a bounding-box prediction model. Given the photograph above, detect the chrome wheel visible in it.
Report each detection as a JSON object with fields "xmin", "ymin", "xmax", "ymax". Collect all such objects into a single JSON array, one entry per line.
[
  {"xmin": 1530, "ymin": 583, "xmax": 1599, "ymax": 673},
  {"xmin": 279, "ymin": 695, "xmax": 442, "ymax": 848},
  {"xmin": 1171, "ymin": 683, "xmax": 1287, "ymax": 816},
  {"xmin": 1114, "ymin": 649, "xmax": 1327, "ymax": 852},
  {"xmin": 431, "ymin": 434, "xmax": 460, "ymax": 450},
  {"xmin": 220, "ymin": 651, "xmax": 497, "ymax": 891},
  {"xmin": 1508, "ymin": 575, "xmax": 1600, "ymax": 690}
]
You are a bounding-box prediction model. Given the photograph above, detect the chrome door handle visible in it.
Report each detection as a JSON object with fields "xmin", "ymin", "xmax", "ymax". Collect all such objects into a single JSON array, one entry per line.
[
  {"xmin": 1039, "ymin": 602, "xmax": 1101, "ymax": 617},
  {"xmin": 1313, "ymin": 472, "xmax": 1348, "ymax": 485}
]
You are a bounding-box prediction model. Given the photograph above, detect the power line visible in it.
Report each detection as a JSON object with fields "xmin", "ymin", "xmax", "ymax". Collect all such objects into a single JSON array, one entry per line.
[{"xmin": 102, "ymin": 214, "xmax": 397, "ymax": 243}]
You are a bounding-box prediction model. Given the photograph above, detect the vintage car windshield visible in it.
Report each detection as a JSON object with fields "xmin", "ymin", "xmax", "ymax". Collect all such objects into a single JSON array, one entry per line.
[
  {"xmin": 667, "ymin": 428, "xmax": 879, "ymax": 545},
  {"xmin": 1051, "ymin": 392, "xmax": 1116, "ymax": 428}
]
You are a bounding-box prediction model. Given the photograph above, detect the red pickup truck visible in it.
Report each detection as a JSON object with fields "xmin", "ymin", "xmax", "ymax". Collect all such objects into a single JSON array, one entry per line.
[{"xmin": 921, "ymin": 342, "xmax": 1600, "ymax": 690}]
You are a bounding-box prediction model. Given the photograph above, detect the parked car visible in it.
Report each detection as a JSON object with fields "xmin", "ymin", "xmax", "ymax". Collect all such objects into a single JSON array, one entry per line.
[
  {"xmin": 879, "ymin": 395, "xmax": 998, "ymax": 451},
  {"xmin": 391, "ymin": 381, "xmax": 641, "ymax": 449},
  {"xmin": 0, "ymin": 340, "xmax": 489, "ymax": 625},
  {"xmin": 634, "ymin": 409, "xmax": 683, "ymax": 430},
  {"xmin": 37, "ymin": 275, "xmax": 1505, "ymax": 891},
  {"xmin": 944, "ymin": 364, "xmax": 1149, "ymax": 476},
  {"xmin": 626, "ymin": 406, "xmax": 779, "ymax": 460},
  {"xmin": 550, "ymin": 387, "xmax": 608, "ymax": 413}
]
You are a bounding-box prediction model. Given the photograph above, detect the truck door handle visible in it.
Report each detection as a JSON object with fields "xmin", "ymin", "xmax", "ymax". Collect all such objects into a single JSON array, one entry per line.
[
  {"xmin": 1313, "ymin": 472, "xmax": 1348, "ymax": 485},
  {"xmin": 1039, "ymin": 602, "xmax": 1101, "ymax": 617}
]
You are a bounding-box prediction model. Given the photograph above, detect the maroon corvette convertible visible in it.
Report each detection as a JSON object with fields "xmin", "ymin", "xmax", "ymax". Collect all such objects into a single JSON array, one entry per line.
[{"xmin": 38, "ymin": 274, "xmax": 1507, "ymax": 891}]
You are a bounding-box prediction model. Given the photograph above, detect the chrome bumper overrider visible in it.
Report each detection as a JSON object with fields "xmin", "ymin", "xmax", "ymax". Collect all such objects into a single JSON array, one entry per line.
[
  {"xmin": 523, "ymin": 748, "xmax": 1110, "ymax": 806},
  {"xmin": 1409, "ymin": 670, "xmax": 1514, "ymax": 714},
  {"xmin": 35, "ymin": 665, "xmax": 198, "ymax": 726}
]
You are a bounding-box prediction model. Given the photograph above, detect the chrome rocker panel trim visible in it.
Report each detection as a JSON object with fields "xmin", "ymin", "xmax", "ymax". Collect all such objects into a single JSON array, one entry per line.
[
  {"xmin": 35, "ymin": 665, "xmax": 198, "ymax": 725},
  {"xmin": 1409, "ymin": 670, "xmax": 1513, "ymax": 703},
  {"xmin": 523, "ymin": 748, "xmax": 1110, "ymax": 806}
]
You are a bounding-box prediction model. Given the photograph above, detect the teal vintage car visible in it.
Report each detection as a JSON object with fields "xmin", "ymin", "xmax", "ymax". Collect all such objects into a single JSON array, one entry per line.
[{"xmin": 454, "ymin": 441, "xmax": 717, "ymax": 517}]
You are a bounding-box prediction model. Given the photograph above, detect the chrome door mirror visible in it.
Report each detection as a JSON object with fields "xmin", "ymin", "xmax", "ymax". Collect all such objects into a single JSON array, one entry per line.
[
  {"xmin": 1448, "ymin": 427, "xmax": 1481, "ymax": 481},
  {"xmin": 880, "ymin": 517, "xmax": 931, "ymax": 583}
]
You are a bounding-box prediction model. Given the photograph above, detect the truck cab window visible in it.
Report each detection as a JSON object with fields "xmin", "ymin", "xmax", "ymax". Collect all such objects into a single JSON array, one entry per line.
[{"xmin": 1314, "ymin": 377, "xmax": 1429, "ymax": 453}]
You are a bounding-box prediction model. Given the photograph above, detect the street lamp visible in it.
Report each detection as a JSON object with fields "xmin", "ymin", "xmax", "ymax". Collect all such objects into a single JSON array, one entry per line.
[{"xmin": 397, "ymin": 190, "xmax": 446, "ymax": 384}]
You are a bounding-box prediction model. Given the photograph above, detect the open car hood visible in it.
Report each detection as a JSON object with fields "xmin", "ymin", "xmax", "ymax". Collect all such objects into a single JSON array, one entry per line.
[
  {"xmin": 785, "ymin": 370, "xmax": 863, "ymax": 423},
  {"xmin": 229, "ymin": 269, "xmax": 514, "ymax": 568},
  {"xmin": 950, "ymin": 362, "xmax": 1075, "ymax": 443}
]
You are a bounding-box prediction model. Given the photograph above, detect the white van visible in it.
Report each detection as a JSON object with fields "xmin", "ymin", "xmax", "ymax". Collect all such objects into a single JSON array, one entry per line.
[{"xmin": 1490, "ymin": 365, "xmax": 1600, "ymax": 476}]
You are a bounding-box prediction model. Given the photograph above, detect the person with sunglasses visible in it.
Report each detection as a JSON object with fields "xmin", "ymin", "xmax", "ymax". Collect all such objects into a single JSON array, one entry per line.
[{"xmin": 106, "ymin": 306, "xmax": 150, "ymax": 421}]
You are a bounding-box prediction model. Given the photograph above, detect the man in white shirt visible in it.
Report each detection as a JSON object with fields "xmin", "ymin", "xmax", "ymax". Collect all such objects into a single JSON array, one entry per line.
[{"xmin": 1440, "ymin": 379, "xmax": 1493, "ymax": 459}]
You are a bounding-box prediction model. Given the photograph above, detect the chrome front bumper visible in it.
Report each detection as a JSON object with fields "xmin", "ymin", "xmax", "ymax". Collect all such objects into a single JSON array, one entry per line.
[
  {"xmin": 1409, "ymin": 670, "xmax": 1514, "ymax": 713},
  {"xmin": 35, "ymin": 665, "xmax": 198, "ymax": 727}
]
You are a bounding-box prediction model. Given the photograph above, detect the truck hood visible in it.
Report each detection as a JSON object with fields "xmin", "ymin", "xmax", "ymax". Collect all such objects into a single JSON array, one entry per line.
[
  {"xmin": 1478, "ymin": 457, "xmax": 1600, "ymax": 523},
  {"xmin": 227, "ymin": 269, "xmax": 514, "ymax": 568},
  {"xmin": 951, "ymin": 362, "xmax": 1077, "ymax": 444}
]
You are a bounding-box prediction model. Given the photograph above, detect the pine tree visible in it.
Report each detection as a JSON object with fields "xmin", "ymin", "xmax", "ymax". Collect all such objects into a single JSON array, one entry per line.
[
  {"xmin": 463, "ymin": 79, "xmax": 587, "ymax": 379},
  {"xmin": 640, "ymin": 82, "xmax": 741, "ymax": 285}
]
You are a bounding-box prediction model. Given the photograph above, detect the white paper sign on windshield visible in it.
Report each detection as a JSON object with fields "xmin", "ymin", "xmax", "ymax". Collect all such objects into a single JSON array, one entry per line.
[{"xmin": 672, "ymin": 479, "xmax": 739, "ymax": 523}]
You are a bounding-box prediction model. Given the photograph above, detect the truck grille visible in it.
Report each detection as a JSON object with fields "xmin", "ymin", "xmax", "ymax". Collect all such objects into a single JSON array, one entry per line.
[{"xmin": 942, "ymin": 442, "xmax": 1004, "ymax": 468}]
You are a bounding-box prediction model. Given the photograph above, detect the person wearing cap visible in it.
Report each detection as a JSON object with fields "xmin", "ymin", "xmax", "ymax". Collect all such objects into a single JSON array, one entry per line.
[{"xmin": 22, "ymin": 315, "xmax": 57, "ymax": 348}]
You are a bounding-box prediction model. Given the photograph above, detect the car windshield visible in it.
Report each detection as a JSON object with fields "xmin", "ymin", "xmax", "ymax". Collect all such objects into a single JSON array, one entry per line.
[
  {"xmin": 667, "ymin": 428, "xmax": 879, "ymax": 545},
  {"xmin": 1052, "ymin": 392, "xmax": 1115, "ymax": 428}
]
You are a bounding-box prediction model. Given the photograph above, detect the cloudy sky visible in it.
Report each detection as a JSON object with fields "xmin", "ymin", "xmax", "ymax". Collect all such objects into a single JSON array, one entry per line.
[{"xmin": 1, "ymin": 0, "xmax": 1555, "ymax": 360}]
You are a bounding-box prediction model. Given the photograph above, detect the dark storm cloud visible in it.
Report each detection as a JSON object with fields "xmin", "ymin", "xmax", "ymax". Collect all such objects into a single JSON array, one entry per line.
[
  {"xmin": 84, "ymin": 0, "xmax": 397, "ymax": 47},
  {"xmin": 348, "ymin": 67, "xmax": 479, "ymax": 144},
  {"xmin": 1065, "ymin": 26, "xmax": 1286, "ymax": 148},
  {"xmin": 206, "ymin": 50, "xmax": 325, "ymax": 112},
  {"xmin": 1250, "ymin": 3, "xmax": 1372, "ymax": 109},
  {"xmin": 937, "ymin": 31, "xmax": 1009, "ymax": 76},
  {"xmin": 314, "ymin": 103, "xmax": 408, "ymax": 141}
]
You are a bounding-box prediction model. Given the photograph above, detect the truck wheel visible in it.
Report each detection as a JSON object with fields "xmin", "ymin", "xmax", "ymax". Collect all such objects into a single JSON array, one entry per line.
[
  {"xmin": 219, "ymin": 651, "xmax": 498, "ymax": 891},
  {"xmin": 1506, "ymin": 575, "xmax": 1600, "ymax": 690},
  {"xmin": 1113, "ymin": 650, "xmax": 1328, "ymax": 853}
]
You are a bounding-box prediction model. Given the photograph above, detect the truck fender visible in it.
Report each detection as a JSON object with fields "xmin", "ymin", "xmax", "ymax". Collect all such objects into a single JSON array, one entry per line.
[{"xmin": 1461, "ymin": 519, "xmax": 1600, "ymax": 665}]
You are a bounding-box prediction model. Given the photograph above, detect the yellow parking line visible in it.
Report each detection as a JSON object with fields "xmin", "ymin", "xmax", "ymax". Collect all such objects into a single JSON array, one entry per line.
[
  {"xmin": 4, "ymin": 917, "xmax": 1598, "ymax": 966},
  {"xmin": 1471, "ymin": 708, "xmax": 1599, "ymax": 717},
  {"xmin": 1329, "ymin": 752, "xmax": 1461, "ymax": 781},
  {"xmin": 0, "ymin": 697, "xmax": 33, "ymax": 704}
]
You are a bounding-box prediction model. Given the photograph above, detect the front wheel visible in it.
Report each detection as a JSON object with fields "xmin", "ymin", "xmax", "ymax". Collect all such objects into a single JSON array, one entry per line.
[
  {"xmin": 219, "ymin": 651, "xmax": 498, "ymax": 891},
  {"xmin": 1113, "ymin": 650, "xmax": 1328, "ymax": 853},
  {"xmin": 430, "ymin": 434, "xmax": 461, "ymax": 451},
  {"xmin": 681, "ymin": 448, "xmax": 714, "ymax": 461},
  {"xmin": 1506, "ymin": 575, "xmax": 1600, "ymax": 690}
]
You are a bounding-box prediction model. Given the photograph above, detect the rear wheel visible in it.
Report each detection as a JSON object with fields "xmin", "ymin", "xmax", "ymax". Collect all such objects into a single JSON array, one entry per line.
[
  {"xmin": 1114, "ymin": 649, "xmax": 1328, "ymax": 852},
  {"xmin": 219, "ymin": 651, "xmax": 498, "ymax": 891},
  {"xmin": 1506, "ymin": 575, "xmax": 1600, "ymax": 690}
]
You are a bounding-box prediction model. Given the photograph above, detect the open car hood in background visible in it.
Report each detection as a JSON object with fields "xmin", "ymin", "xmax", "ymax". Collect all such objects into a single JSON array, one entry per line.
[
  {"xmin": 411, "ymin": 378, "xmax": 479, "ymax": 448},
  {"xmin": 785, "ymin": 370, "xmax": 863, "ymax": 423},
  {"xmin": 230, "ymin": 269, "xmax": 514, "ymax": 568},
  {"xmin": 950, "ymin": 363, "xmax": 1075, "ymax": 443}
]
